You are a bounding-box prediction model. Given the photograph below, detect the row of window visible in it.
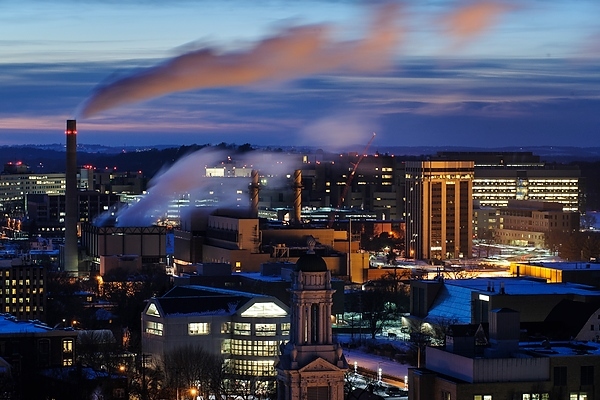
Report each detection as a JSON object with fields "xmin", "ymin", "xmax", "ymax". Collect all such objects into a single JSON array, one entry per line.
[
  {"xmin": 228, "ymin": 359, "xmax": 275, "ymax": 377},
  {"xmin": 226, "ymin": 339, "xmax": 279, "ymax": 357},
  {"xmin": 146, "ymin": 321, "xmax": 291, "ymax": 338},
  {"xmin": 4, "ymin": 305, "xmax": 42, "ymax": 313}
]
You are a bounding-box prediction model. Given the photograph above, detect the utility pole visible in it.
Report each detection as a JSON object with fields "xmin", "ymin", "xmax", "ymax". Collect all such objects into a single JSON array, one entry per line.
[{"xmin": 140, "ymin": 353, "xmax": 151, "ymax": 400}]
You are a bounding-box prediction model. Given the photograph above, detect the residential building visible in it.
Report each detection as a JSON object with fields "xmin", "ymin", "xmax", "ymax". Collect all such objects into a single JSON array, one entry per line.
[
  {"xmin": 405, "ymin": 161, "xmax": 474, "ymax": 260},
  {"xmin": 0, "ymin": 257, "xmax": 46, "ymax": 321},
  {"xmin": 0, "ymin": 315, "xmax": 78, "ymax": 398}
]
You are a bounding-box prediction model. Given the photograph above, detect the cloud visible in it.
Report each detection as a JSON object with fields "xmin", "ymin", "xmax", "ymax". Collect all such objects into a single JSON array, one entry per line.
[{"xmin": 440, "ymin": 1, "xmax": 515, "ymax": 45}]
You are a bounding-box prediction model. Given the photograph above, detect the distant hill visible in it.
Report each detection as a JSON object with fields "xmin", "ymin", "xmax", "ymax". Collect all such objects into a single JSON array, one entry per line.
[{"xmin": 1, "ymin": 144, "xmax": 600, "ymax": 179}]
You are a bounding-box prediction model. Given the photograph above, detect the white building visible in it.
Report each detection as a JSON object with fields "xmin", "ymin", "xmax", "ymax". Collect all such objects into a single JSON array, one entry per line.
[{"xmin": 141, "ymin": 285, "xmax": 290, "ymax": 393}]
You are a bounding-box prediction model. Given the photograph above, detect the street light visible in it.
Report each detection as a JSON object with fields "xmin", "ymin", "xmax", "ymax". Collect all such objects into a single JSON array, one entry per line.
[
  {"xmin": 377, "ymin": 363, "xmax": 382, "ymax": 383},
  {"xmin": 354, "ymin": 361, "xmax": 357, "ymax": 374}
]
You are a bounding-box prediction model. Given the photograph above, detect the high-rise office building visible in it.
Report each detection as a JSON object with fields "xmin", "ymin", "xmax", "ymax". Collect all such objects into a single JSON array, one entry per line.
[
  {"xmin": 435, "ymin": 152, "xmax": 581, "ymax": 212},
  {"xmin": 405, "ymin": 160, "xmax": 474, "ymax": 260}
]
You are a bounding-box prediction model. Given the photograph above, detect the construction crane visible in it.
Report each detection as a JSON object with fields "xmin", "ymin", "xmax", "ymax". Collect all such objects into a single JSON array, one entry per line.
[{"xmin": 327, "ymin": 132, "xmax": 376, "ymax": 228}]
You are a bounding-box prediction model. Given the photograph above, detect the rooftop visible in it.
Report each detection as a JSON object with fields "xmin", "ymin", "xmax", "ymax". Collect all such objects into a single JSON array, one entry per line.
[
  {"xmin": 443, "ymin": 277, "xmax": 600, "ymax": 296},
  {"xmin": 516, "ymin": 261, "xmax": 600, "ymax": 271},
  {"xmin": 521, "ymin": 341, "xmax": 600, "ymax": 357},
  {"xmin": 0, "ymin": 314, "xmax": 73, "ymax": 335}
]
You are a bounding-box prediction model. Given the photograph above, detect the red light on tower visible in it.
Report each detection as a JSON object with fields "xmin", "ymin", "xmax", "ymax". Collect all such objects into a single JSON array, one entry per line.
[{"xmin": 66, "ymin": 119, "xmax": 77, "ymax": 135}]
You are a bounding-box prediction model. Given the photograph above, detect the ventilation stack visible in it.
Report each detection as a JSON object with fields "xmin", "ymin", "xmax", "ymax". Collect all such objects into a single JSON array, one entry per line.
[
  {"xmin": 64, "ymin": 120, "xmax": 79, "ymax": 275},
  {"xmin": 250, "ymin": 169, "xmax": 260, "ymax": 218},
  {"xmin": 293, "ymin": 169, "xmax": 302, "ymax": 224}
]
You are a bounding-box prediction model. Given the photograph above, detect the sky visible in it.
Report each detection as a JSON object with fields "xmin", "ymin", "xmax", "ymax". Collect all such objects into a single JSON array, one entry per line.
[{"xmin": 1, "ymin": 0, "xmax": 600, "ymax": 151}]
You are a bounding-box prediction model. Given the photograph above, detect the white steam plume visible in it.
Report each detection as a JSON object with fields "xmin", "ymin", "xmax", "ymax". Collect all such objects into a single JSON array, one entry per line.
[{"xmin": 114, "ymin": 148, "xmax": 301, "ymax": 227}]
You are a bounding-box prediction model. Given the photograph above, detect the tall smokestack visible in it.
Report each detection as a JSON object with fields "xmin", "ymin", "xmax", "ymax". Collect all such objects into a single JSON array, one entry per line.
[
  {"xmin": 250, "ymin": 169, "xmax": 259, "ymax": 218},
  {"xmin": 64, "ymin": 120, "xmax": 79, "ymax": 275},
  {"xmin": 293, "ymin": 169, "xmax": 302, "ymax": 224}
]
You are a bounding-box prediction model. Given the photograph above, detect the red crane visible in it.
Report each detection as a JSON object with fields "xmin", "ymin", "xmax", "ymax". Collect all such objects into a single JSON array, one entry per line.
[{"xmin": 327, "ymin": 132, "xmax": 376, "ymax": 228}]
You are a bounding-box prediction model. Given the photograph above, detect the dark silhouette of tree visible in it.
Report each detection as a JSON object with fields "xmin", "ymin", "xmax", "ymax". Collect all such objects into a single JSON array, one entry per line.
[{"xmin": 163, "ymin": 344, "xmax": 227, "ymax": 399}]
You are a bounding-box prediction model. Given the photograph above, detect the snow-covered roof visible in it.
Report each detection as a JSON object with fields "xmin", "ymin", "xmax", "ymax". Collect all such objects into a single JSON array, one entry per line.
[
  {"xmin": 0, "ymin": 314, "xmax": 68, "ymax": 335},
  {"xmin": 443, "ymin": 277, "xmax": 600, "ymax": 296}
]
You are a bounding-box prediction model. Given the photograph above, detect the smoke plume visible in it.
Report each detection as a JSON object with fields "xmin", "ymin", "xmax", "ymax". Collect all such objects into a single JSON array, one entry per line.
[
  {"xmin": 113, "ymin": 148, "xmax": 301, "ymax": 227},
  {"xmin": 80, "ymin": 3, "xmax": 403, "ymax": 118}
]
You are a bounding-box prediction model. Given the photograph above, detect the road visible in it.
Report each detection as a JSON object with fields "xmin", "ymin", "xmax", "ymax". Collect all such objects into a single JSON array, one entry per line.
[{"xmin": 343, "ymin": 348, "xmax": 410, "ymax": 389}]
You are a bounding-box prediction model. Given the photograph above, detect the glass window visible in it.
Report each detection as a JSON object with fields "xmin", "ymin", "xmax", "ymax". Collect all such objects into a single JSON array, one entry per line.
[
  {"xmin": 62, "ymin": 339, "xmax": 73, "ymax": 353},
  {"xmin": 554, "ymin": 366, "xmax": 567, "ymax": 386},
  {"xmin": 581, "ymin": 366, "xmax": 594, "ymax": 386},
  {"xmin": 146, "ymin": 303, "xmax": 161, "ymax": 317},
  {"xmin": 188, "ymin": 322, "xmax": 210, "ymax": 335},
  {"xmin": 255, "ymin": 323, "xmax": 277, "ymax": 336},
  {"xmin": 241, "ymin": 302, "xmax": 287, "ymax": 318},
  {"xmin": 281, "ymin": 322, "xmax": 290, "ymax": 336},
  {"xmin": 146, "ymin": 321, "xmax": 163, "ymax": 336},
  {"xmin": 234, "ymin": 322, "xmax": 251, "ymax": 335},
  {"xmin": 221, "ymin": 322, "xmax": 231, "ymax": 334}
]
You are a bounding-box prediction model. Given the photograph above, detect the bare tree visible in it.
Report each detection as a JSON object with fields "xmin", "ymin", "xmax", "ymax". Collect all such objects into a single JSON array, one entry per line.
[{"xmin": 163, "ymin": 344, "xmax": 227, "ymax": 399}]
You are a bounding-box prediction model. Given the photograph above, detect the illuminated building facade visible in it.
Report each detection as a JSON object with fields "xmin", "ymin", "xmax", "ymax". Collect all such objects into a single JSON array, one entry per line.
[
  {"xmin": 25, "ymin": 191, "xmax": 122, "ymax": 238},
  {"xmin": 495, "ymin": 200, "xmax": 579, "ymax": 248},
  {"xmin": 405, "ymin": 161, "xmax": 474, "ymax": 260},
  {"xmin": 435, "ymin": 152, "xmax": 581, "ymax": 212},
  {"xmin": 0, "ymin": 172, "xmax": 66, "ymax": 217},
  {"xmin": 141, "ymin": 285, "xmax": 290, "ymax": 393},
  {"xmin": 0, "ymin": 258, "xmax": 46, "ymax": 321},
  {"xmin": 80, "ymin": 223, "xmax": 168, "ymax": 273}
]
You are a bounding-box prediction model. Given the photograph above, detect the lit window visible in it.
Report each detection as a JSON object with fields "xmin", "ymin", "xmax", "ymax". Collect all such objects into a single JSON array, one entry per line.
[
  {"xmin": 234, "ymin": 322, "xmax": 251, "ymax": 336},
  {"xmin": 241, "ymin": 302, "xmax": 287, "ymax": 318},
  {"xmin": 221, "ymin": 322, "xmax": 231, "ymax": 334},
  {"xmin": 146, "ymin": 303, "xmax": 161, "ymax": 317},
  {"xmin": 188, "ymin": 322, "xmax": 210, "ymax": 335},
  {"xmin": 146, "ymin": 321, "xmax": 163, "ymax": 336},
  {"xmin": 255, "ymin": 323, "xmax": 276, "ymax": 336}
]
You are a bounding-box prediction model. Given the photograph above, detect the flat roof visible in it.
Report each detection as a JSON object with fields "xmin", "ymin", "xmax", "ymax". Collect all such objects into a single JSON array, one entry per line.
[
  {"xmin": 520, "ymin": 341, "xmax": 600, "ymax": 357},
  {"xmin": 0, "ymin": 315, "xmax": 73, "ymax": 335},
  {"xmin": 516, "ymin": 261, "xmax": 600, "ymax": 271},
  {"xmin": 443, "ymin": 277, "xmax": 600, "ymax": 296}
]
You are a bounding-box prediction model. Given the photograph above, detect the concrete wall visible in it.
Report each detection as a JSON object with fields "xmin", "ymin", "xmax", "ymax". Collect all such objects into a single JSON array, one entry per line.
[{"xmin": 426, "ymin": 347, "xmax": 550, "ymax": 383}]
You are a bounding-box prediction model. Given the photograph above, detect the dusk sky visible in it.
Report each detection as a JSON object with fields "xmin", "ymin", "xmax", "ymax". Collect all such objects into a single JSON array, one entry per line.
[{"xmin": 1, "ymin": 0, "xmax": 599, "ymax": 151}]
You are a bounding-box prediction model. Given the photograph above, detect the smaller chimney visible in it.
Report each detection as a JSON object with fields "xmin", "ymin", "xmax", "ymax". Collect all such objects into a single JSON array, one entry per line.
[
  {"xmin": 293, "ymin": 169, "xmax": 302, "ymax": 224},
  {"xmin": 250, "ymin": 170, "xmax": 259, "ymax": 218}
]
